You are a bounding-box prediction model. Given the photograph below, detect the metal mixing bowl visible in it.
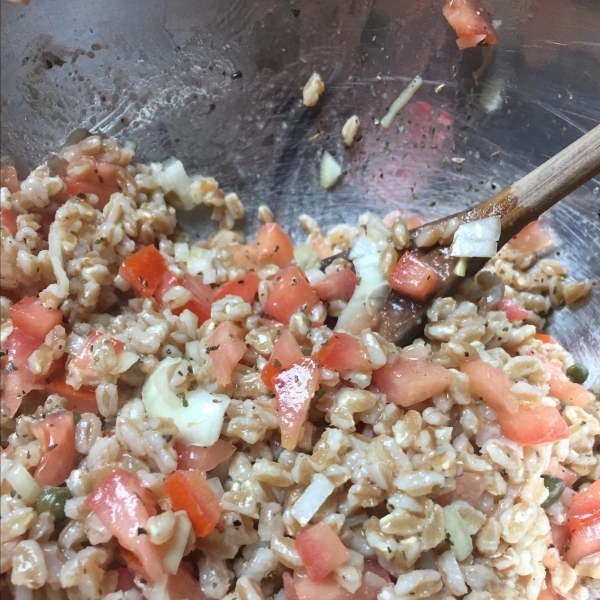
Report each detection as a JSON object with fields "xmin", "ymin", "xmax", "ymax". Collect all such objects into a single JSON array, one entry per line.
[{"xmin": 2, "ymin": 0, "xmax": 599, "ymax": 382}]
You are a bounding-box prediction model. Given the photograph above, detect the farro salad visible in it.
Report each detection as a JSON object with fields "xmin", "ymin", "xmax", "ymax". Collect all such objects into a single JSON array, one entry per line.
[{"xmin": 0, "ymin": 136, "xmax": 598, "ymax": 600}]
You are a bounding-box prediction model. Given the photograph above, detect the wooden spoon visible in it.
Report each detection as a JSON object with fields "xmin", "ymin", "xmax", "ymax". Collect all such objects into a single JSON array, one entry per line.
[{"xmin": 375, "ymin": 124, "xmax": 600, "ymax": 346}]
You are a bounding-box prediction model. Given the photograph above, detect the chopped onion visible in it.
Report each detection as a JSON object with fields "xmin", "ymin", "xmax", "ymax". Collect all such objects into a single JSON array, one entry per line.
[
  {"xmin": 294, "ymin": 244, "xmax": 321, "ymax": 271},
  {"xmin": 454, "ymin": 257, "xmax": 468, "ymax": 277},
  {"xmin": 162, "ymin": 511, "xmax": 192, "ymax": 575},
  {"xmin": 47, "ymin": 222, "xmax": 70, "ymax": 301},
  {"xmin": 443, "ymin": 505, "xmax": 473, "ymax": 561},
  {"xmin": 380, "ymin": 75, "xmax": 423, "ymax": 129},
  {"xmin": 114, "ymin": 351, "xmax": 139, "ymax": 374},
  {"xmin": 187, "ymin": 246, "xmax": 214, "ymax": 277},
  {"xmin": 304, "ymin": 267, "xmax": 326, "ymax": 286},
  {"xmin": 156, "ymin": 159, "xmax": 191, "ymax": 199},
  {"xmin": 290, "ymin": 473, "xmax": 335, "ymax": 526},
  {"xmin": 206, "ymin": 477, "xmax": 225, "ymax": 498},
  {"xmin": 5, "ymin": 461, "xmax": 41, "ymax": 505},
  {"xmin": 142, "ymin": 357, "xmax": 230, "ymax": 446},
  {"xmin": 450, "ymin": 216, "xmax": 501, "ymax": 258},
  {"xmin": 184, "ymin": 341, "xmax": 202, "ymax": 364},
  {"xmin": 320, "ymin": 151, "xmax": 342, "ymax": 189},
  {"xmin": 451, "ymin": 238, "xmax": 498, "ymax": 258}
]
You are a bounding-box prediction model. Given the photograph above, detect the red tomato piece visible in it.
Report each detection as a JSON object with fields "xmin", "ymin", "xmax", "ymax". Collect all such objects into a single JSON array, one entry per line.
[
  {"xmin": 442, "ymin": 0, "xmax": 498, "ymax": 49},
  {"xmin": 292, "ymin": 573, "xmax": 352, "ymax": 600},
  {"xmin": 316, "ymin": 332, "xmax": 372, "ymax": 373},
  {"xmin": 10, "ymin": 296, "xmax": 63, "ymax": 342},
  {"xmin": 373, "ymin": 357, "xmax": 452, "ymax": 407},
  {"xmin": 534, "ymin": 333, "xmax": 557, "ymax": 345},
  {"xmin": 537, "ymin": 577, "xmax": 563, "ymax": 600},
  {"xmin": 47, "ymin": 374, "xmax": 99, "ymax": 415},
  {"xmin": 406, "ymin": 216, "xmax": 426, "ymax": 230},
  {"xmin": 296, "ymin": 522, "xmax": 350, "ymax": 581},
  {"xmin": 0, "ymin": 329, "xmax": 46, "ymax": 416},
  {"xmin": 63, "ymin": 160, "xmax": 124, "ymax": 209},
  {"xmin": 168, "ymin": 566, "xmax": 207, "ymax": 600},
  {"xmin": 265, "ymin": 266, "xmax": 320, "ymax": 325},
  {"xmin": 550, "ymin": 524, "xmax": 568, "ymax": 556},
  {"xmin": 118, "ymin": 245, "xmax": 168, "ymax": 298},
  {"xmin": 213, "ymin": 272, "xmax": 260, "ymax": 304},
  {"xmin": 208, "ymin": 321, "xmax": 247, "ymax": 386},
  {"xmin": 460, "ymin": 361, "xmax": 519, "ymax": 415},
  {"xmin": 70, "ymin": 331, "xmax": 124, "ymax": 380},
  {"xmin": 164, "ymin": 470, "xmax": 221, "ymax": 537},
  {"xmin": 180, "ymin": 273, "xmax": 214, "ymax": 324},
  {"xmin": 175, "ymin": 438, "xmax": 236, "ymax": 472},
  {"xmin": 283, "ymin": 572, "xmax": 300, "ymax": 600},
  {"xmin": 30, "ymin": 411, "xmax": 76, "ymax": 487},
  {"xmin": 496, "ymin": 405, "xmax": 569, "ymax": 445},
  {"xmin": 388, "ymin": 251, "xmax": 442, "ymax": 303},
  {"xmin": 226, "ymin": 244, "xmax": 260, "ymax": 269},
  {"xmin": 567, "ymin": 480, "xmax": 600, "ymax": 535},
  {"xmin": 310, "ymin": 236, "xmax": 334, "ymax": 260},
  {"xmin": 115, "ymin": 567, "xmax": 138, "ymax": 592},
  {"xmin": 261, "ymin": 328, "xmax": 304, "ymax": 392},
  {"xmin": 565, "ymin": 516, "xmax": 600, "ymax": 567},
  {"xmin": 527, "ymin": 350, "xmax": 591, "ymax": 407},
  {"xmin": 545, "ymin": 459, "xmax": 577, "ymax": 488},
  {"xmin": 496, "ymin": 296, "xmax": 529, "ymax": 321},
  {"xmin": 436, "ymin": 472, "xmax": 486, "ymax": 507},
  {"xmin": 86, "ymin": 469, "xmax": 162, "ymax": 580},
  {"xmin": 1, "ymin": 165, "xmax": 20, "ymax": 193},
  {"xmin": 273, "ymin": 357, "xmax": 320, "ymax": 451},
  {"xmin": 255, "ymin": 223, "xmax": 295, "ymax": 267},
  {"xmin": 510, "ymin": 221, "xmax": 553, "ymax": 253},
  {"xmin": 1, "ymin": 208, "xmax": 18, "ymax": 237},
  {"xmin": 312, "ymin": 268, "xmax": 357, "ymax": 303}
]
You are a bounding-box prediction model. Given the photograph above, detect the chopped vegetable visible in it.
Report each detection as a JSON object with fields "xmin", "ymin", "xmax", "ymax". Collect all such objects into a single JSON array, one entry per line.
[
  {"xmin": 442, "ymin": 0, "xmax": 498, "ymax": 50},
  {"xmin": 320, "ymin": 151, "xmax": 342, "ymax": 189},
  {"xmin": 291, "ymin": 474, "xmax": 336, "ymax": 527},
  {"xmin": 47, "ymin": 374, "xmax": 99, "ymax": 414},
  {"xmin": 495, "ymin": 405, "xmax": 569, "ymax": 446},
  {"xmin": 312, "ymin": 268, "xmax": 357, "ymax": 303},
  {"xmin": 212, "ymin": 272, "xmax": 260, "ymax": 304},
  {"xmin": 35, "ymin": 486, "xmax": 71, "ymax": 520},
  {"xmin": 261, "ymin": 328, "xmax": 304, "ymax": 392},
  {"xmin": 538, "ymin": 577, "xmax": 563, "ymax": 600},
  {"xmin": 293, "ymin": 573, "xmax": 352, "ymax": 600},
  {"xmin": 273, "ymin": 357, "xmax": 320, "ymax": 450},
  {"xmin": 567, "ymin": 480, "xmax": 600, "ymax": 535},
  {"xmin": 162, "ymin": 511, "xmax": 192, "ymax": 574},
  {"xmin": 436, "ymin": 472, "xmax": 486, "ymax": 507},
  {"xmin": 316, "ymin": 332, "xmax": 372, "ymax": 373},
  {"xmin": 283, "ymin": 572, "xmax": 300, "ymax": 600},
  {"xmin": 255, "ymin": 223, "xmax": 295, "ymax": 267},
  {"xmin": 62, "ymin": 160, "xmax": 124, "ymax": 209},
  {"xmin": 164, "ymin": 469, "xmax": 221, "ymax": 537},
  {"xmin": 551, "ymin": 523, "xmax": 569, "ymax": 556},
  {"xmin": 30, "ymin": 411, "xmax": 76, "ymax": 487},
  {"xmin": 294, "ymin": 244, "xmax": 322, "ymax": 271},
  {"xmin": 265, "ymin": 265, "xmax": 320, "ymax": 325},
  {"xmin": 295, "ymin": 521, "xmax": 350, "ymax": 580},
  {"xmin": 565, "ymin": 517, "xmax": 600, "ymax": 567},
  {"xmin": 566, "ymin": 363, "xmax": 589, "ymax": 384},
  {"xmin": 155, "ymin": 270, "xmax": 214, "ymax": 325},
  {"xmin": 545, "ymin": 460, "xmax": 577, "ymax": 488},
  {"xmin": 380, "ymin": 75, "xmax": 423, "ymax": 129},
  {"xmin": 85, "ymin": 469, "xmax": 163, "ymax": 580},
  {"xmin": 443, "ymin": 504, "xmax": 473, "ymax": 561},
  {"xmin": 510, "ymin": 221, "xmax": 553, "ymax": 253},
  {"xmin": 0, "ymin": 207, "xmax": 18, "ymax": 237},
  {"xmin": 70, "ymin": 330, "xmax": 124, "ymax": 382},
  {"xmin": 534, "ymin": 333, "xmax": 557, "ymax": 345},
  {"xmin": 118, "ymin": 245, "xmax": 168, "ymax": 298},
  {"xmin": 454, "ymin": 257, "xmax": 468, "ymax": 277},
  {"xmin": 4, "ymin": 461, "xmax": 42, "ymax": 505},
  {"xmin": 373, "ymin": 357, "xmax": 452, "ymax": 407},
  {"xmin": 450, "ymin": 216, "xmax": 501, "ymax": 258},
  {"xmin": 175, "ymin": 438, "xmax": 236, "ymax": 472},
  {"xmin": 460, "ymin": 361, "xmax": 519, "ymax": 415},
  {"xmin": 208, "ymin": 321, "xmax": 247, "ymax": 386},
  {"xmin": 388, "ymin": 251, "xmax": 441, "ymax": 302},
  {"xmin": 496, "ymin": 296, "xmax": 529, "ymax": 321},
  {"xmin": 541, "ymin": 476, "xmax": 566, "ymax": 509}
]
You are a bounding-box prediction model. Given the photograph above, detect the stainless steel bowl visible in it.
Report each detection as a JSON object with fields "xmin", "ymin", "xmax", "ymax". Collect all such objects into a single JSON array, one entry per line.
[{"xmin": 2, "ymin": 0, "xmax": 599, "ymax": 382}]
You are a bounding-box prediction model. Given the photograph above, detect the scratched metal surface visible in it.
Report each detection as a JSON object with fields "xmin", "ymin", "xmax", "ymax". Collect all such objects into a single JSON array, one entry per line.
[{"xmin": 2, "ymin": 0, "xmax": 599, "ymax": 384}]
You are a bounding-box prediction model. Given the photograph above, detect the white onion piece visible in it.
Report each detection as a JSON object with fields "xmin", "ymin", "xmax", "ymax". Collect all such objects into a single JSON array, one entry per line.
[
  {"xmin": 114, "ymin": 351, "xmax": 139, "ymax": 374},
  {"xmin": 162, "ymin": 511, "xmax": 192, "ymax": 575},
  {"xmin": 47, "ymin": 222, "xmax": 70, "ymax": 301},
  {"xmin": 156, "ymin": 159, "xmax": 191, "ymax": 198},
  {"xmin": 5, "ymin": 462, "xmax": 41, "ymax": 505},
  {"xmin": 450, "ymin": 216, "xmax": 501, "ymax": 258},
  {"xmin": 291, "ymin": 474, "xmax": 335, "ymax": 526},
  {"xmin": 294, "ymin": 244, "xmax": 321, "ymax": 271},
  {"xmin": 305, "ymin": 268, "xmax": 326, "ymax": 286},
  {"xmin": 380, "ymin": 75, "xmax": 423, "ymax": 129},
  {"xmin": 443, "ymin": 505, "xmax": 473, "ymax": 561},
  {"xmin": 320, "ymin": 151, "xmax": 342, "ymax": 189},
  {"xmin": 187, "ymin": 247, "xmax": 214, "ymax": 277},
  {"xmin": 206, "ymin": 477, "xmax": 225, "ymax": 498},
  {"xmin": 450, "ymin": 238, "xmax": 498, "ymax": 258}
]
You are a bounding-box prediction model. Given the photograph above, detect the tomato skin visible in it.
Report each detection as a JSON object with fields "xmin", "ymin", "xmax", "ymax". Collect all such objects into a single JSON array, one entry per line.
[
  {"xmin": 255, "ymin": 223, "xmax": 295, "ymax": 267},
  {"xmin": 1, "ymin": 208, "xmax": 18, "ymax": 237},
  {"xmin": 460, "ymin": 361, "xmax": 519, "ymax": 415},
  {"xmin": 283, "ymin": 572, "xmax": 300, "ymax": 600},
  {"xmin": 1, "ymin": 165, "xmax": 20, "ymax": 194},
  {"xmin": 388, "ymin": 251, "xmax": 441, "ymax": 303},
  {"xmin": 213, "ymin": 272, "xmax": 260, "ymax": 304},
  {"xmin": 373, "ymin": 357, "xmax": 452, "ymax": 407},
  {"xmin": 86, "ymin": 469, "xmax": 162, "ymax": 580},
  {"xmin": 436, "ymin": 472, "xmax": 486, "ymax": 507},
  {"xmin": 316, "ymin": 333, "xmax": 372, "ymax": 373},
  {"xmin": 442, "ymin": 0, "xmax": 498, "ymax": 48},
  {"xmin": 265, "ymin": 266, "xmax": 320, "ymax": 325},
  {"xmin": 208, "ymin": 321, "xmax": 247, "ymax": 386},
  {"xmin": 496, "ymin": 296, "xmax": 529, "ymax": 321},
  {"xmin": 30, "ymin": 411, "xmax": 76, "ymax": 487},
  {"xmin": 273, "ymin": 357, "xmax": 320, "ymax": 451},
  {"xmin": 10, "ymin": 296, "xmax": 63, "ymax": 342},
  {"xmin": 567, "ymin": 480, "xmax": 600, "ymax": 535},
  {"xmin": 495, "ymin": 405, "xmax": 569, "ymax": 445},
  {"xmin": 510, "ymin": 221, "xmax": 552, "ymax": 253},
  {"xmin": 175, "ymin": 438, "xmax": 236, "ymax": 472},
  {"xmin": 118, "ymin": 245, "xmax": 169, "ymax": 298},
  {"xmin": 312, "ymin": 268, "xmax": 357, "ymax": 303},
  {"xmin": 295, "ymin": 522, "xmax": 350, "ymax": 581},
  {"xmin": 46, "ymin": 374, "xmax": 98, "ymax": 414},
  {"xmin": 261, "ymin": 328, "xmax": 304, "ymax": 392},
  {"xmin": 164, "ymin": 470, "xmax": 221, "ymax": 537},
  {"xmin": 62, "ymin": 160, "xmax": 124, "ymax": 209},
  {"xmin": 565, "ymin": 516, "xmax": 600, "ymax": 567}
]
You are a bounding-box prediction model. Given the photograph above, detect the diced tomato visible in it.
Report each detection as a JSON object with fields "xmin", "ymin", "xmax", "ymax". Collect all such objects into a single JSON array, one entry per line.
[
  {"xmin": 0, "ymin": 208, "xmax": 18, "ymax": 237},
  {"xmin": 47, "ymin": 374, "xmax": 99, "ymax": 415},
  {"xmin": 310, "ymin": 236, "xmax": 334, "ymax": 260},
  {"xmin": 545, "ymin": 460, "xmax": 577, "ymax": 488},
  {"xmin": 296, "ymin": 522, "xmax": 350, "ymax": 581},
  {"xmin": 226, "ymin": 244, "xmax": 260, "ymax": 269},
  {"xmin": 70, "ymin": 331, "xmax": 124, "ymax": 381},
  {"xmin": 373, "ymin": 357, "xmax": 451, "ymax": 407},
  {"xmin": 565, "ymin": 516, "xmax": 600, "ymax": 567},
  {"xmin": 255, "ymin": 223, "xmax": 295, "ymax": 267},
  {"xmin": 495, "ymin": 405, "xmax": 569, "ymax": 445},
  {"xmin": 406, "ymin": 216, "xmax": 426, "ymax": 230},
  {"xmin": 30, "ymin": 411, "xmax": 76, "ymax": 487},
  {"xmin": 265, "ymin": 266, "xmax": 320, "ymax": 325},
  {"xmin": 168, "ymin": 566, "xmax": 207, "ymax": 600},
  {"xmin": 316, "ymin": 332, "xmax": 372, "ymax": 373},
  {"xmin": 496, "ymin": 297, "xmax": 529, "ymax": 321},
  {"xmin": 510, "ymin": 221, "xmax": 553, "ymax": 253},
  {"xmin": 526, "ymin": 351, "xmax": 592, "ymax": 407},
  {"xmin": 460, "ymin": 361, "xmax": 519, "ymax": 415},
  {"xmin": 442, "ymin": 0, "xmax": 498, "ymax": 49},
  {"xmin": 388, "ymin": 251, "xmax": 441, "ymax": 303},
  {"xmin": 213, "ymin": 272, "xmax": 260, "ymax": 304},
  {"xmin": 153, "ymin": 270, "xmax": 181, "ymax": 306},
  {"xmin": 567, "ymin": 480, "xmax": 600, "ymax": 535},
  {"xmin": 537, "ymin": 577, "xmax": 563, "ymax": 600},
  {"xmin": 62, "ymin": 160, "xmax": 124, "ymax": 209},
  {"xmin": 273, "ymin": 357, "xmax": 320, "ymax": 450},
  {"xmin": 534, "ymin": 333, "xmax": 557, "ymax": 345},
  {"xmin": 120, "ymin": 546, "xmax": 150, "ymax": 581},
  {"xmin": 164, "ymin": 470, "xmax": 221, "ymax": 537},
  {"xmin": 208, "ymin": 321, "xmax": 247, "ymax": 386},
  {"xmin": 10, "ymin": 296, "xmax": 63, "ymax": 342},
  {"xmin": 292, "ymin": 573, "xmax": 352, "ymax": 600},
  {"xmin": 261, "ymin": 328, "xmax": 304, "ymax": 392},
  {"xmin": 180, "ymin": 273, "xmax": 213, "ymax": 324},
  {"xmin": 550, "ymin": 524, "xmax": 568, "ymax": 556},
  {"xmin": 118, "ymin": 245, "xmax": 169, "ymax": 298},
  {"xmin": 175, "ymin": 438, "xmax": 236, "ymax": 472},
  {"xmin": 312, "ymin": 268, "xmax": 357, "ymax": 303},
  {"xmin": 283, "ymin": 572, "xmax": 300, "ymax": 600},
  {"xmin": 0, "ymin": 329, "xmax": 46, "ymax": 416},
  {"xmin": 86, "ymin": 469, "xmax": 162, "ymax": 580},
  {"xmin": 436, "ymin": 472, "xmax": 486, "ymax": 507},
  {"xmin": 115, "ymin": 567, "xmax": 138, "ymax": 592}
]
